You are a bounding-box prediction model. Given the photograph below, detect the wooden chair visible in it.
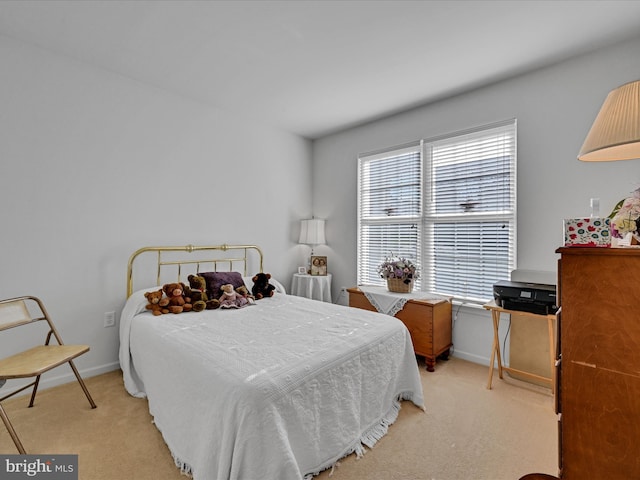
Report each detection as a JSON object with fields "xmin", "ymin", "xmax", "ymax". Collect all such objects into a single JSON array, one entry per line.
[{"xmin": 0, "ymin": 296, "xmax": 96, "ymax": 453}]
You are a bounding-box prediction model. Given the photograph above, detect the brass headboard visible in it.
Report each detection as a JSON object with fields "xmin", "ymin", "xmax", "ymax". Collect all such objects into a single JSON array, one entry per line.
[{"xmin": 127, "ymin": 244, "xmax": 264, "ymax": 297}]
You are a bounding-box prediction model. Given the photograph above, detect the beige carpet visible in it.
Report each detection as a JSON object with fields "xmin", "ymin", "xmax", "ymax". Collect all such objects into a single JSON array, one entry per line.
[{"xmin": 0, "ymin": 357, "xmax": 557, "ymax": 480}]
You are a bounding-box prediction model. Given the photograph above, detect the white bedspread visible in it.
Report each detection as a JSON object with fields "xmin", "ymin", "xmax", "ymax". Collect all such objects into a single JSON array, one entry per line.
[{"xmin": 119, "ymin": 290, "xmax": 424, "ymax": 480}]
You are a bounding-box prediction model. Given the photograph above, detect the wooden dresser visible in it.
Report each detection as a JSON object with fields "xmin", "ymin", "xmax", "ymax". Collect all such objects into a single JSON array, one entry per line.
[
  {"xmin": 556, "ymin": 247, "xmax": 640, "ymax": 479},
  {"xmin": 347, "ymin": 287, "xmax": 452, "ymax": 371}
]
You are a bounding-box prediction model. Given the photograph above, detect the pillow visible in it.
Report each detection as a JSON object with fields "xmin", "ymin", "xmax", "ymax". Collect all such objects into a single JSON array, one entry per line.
[
  {"xmin": 199, "ymin": 271, "xmax": 246, "ymax": 300},
  {"xmin": 270, "ymin": 277, "xmax": 286, "ymax": 294}
]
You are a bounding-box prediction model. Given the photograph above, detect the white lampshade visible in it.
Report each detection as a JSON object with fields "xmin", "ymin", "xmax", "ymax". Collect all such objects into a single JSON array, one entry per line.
[
  {"xmin": 578, "ymin": 80, "xmax": 640, "ymax": 161},
  {"xmin": 299, "ymin": 219, "xmax": 326, "ymax": 245}
]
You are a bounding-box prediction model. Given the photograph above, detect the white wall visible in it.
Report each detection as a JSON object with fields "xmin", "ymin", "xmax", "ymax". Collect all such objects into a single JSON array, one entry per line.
[
  {"xmin": 0, "ymin": 35, "xmax": 312, "ymax": 388},
  {"xmin": 313, "ymin": 34, "xmax": 640, "ymax": 366},
  {"xmin": 4, "ymin": 29, "xmax": 640, "ymax": 389}
]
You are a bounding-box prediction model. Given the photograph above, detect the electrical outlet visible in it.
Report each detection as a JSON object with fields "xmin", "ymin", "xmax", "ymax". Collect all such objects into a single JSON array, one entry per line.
[{"xmin": 103, "ymin": 311, "xmax": 116, "ymax": 328}]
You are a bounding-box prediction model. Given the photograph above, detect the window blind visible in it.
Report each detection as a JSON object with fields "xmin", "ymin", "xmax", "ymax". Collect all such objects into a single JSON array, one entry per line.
[
  {"xmin": 357, "ymin": 120, "xmax": 516, "ymax": 303},
  {"xmin": 357, "ymin": 143, "xmax": 422, "ymax": 288},
  {"xmin": 426, "ymin": 121, "xmax": 516, "ymax": 302}
]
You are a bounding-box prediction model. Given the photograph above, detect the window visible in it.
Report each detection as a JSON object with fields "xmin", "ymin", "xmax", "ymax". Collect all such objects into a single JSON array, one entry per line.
[{"xmin": 357, "ymin": 119, "xmax": 516, "ymax": 303}]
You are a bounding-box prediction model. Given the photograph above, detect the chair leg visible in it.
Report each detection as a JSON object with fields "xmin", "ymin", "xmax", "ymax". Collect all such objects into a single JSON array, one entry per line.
[
  {"xmin": 0, "ymin": 403, "xmax": 26, "ymax": 454},
  {"xmin": 28, "ymin": 375, "xmax": 41, "ymax": 408},
  {"xmin": 27, "ymin": 362, "xmax": 96, "ymax": 410},
  {"xmin": 68, "ymin": 360, "xmax": 97, "ymax": 409}
]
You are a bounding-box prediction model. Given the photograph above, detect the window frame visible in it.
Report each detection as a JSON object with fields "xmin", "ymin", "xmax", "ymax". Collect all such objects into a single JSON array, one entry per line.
[{"xmin": 357, "ymin": 119, "xmax": 517, "ymax": 304}]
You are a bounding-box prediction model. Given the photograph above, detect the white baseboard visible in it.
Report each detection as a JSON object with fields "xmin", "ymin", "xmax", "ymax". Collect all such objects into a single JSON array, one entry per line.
[{"xmin": 451, "ymin": 350, "xmax": 490, "ymax": 367}]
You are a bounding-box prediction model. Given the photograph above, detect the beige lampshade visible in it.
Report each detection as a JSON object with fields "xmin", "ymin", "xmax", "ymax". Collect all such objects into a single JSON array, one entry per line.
[
  {"xmin": 299, "ymin": 219, "xmax": 326, "ymax": 245},
  {"xmin": 578, "ymin": 80, "xmax": 640, "ymax": 161}
]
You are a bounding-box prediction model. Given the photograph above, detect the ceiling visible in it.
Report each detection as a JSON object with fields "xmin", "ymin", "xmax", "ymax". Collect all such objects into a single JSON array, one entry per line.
[{"xmin": 1, "ymin": 0, "xmax": 640, "ymax": 139}]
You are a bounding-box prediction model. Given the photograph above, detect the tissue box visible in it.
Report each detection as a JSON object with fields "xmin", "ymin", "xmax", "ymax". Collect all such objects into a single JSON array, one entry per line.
[{"xmin": 564, "ymin": 217, "xmax": 611, "ymax": 247}]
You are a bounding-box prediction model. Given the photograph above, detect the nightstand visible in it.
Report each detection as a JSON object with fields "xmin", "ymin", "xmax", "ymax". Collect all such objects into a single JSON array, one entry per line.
[{"xmin": 291, "ymin": 273, "xmax": 332, "ymax": 302}]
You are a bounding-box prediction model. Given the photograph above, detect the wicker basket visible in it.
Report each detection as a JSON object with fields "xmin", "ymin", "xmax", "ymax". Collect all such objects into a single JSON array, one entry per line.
[{"xmin": 386, "ymin": 278, "xmax": 414, "ymax": 293}]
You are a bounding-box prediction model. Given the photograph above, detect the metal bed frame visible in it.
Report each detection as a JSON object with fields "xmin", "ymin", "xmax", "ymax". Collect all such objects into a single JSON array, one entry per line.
[{"xmin": 126, "ymin": 244, "xmax": 264, "ymax": 297}]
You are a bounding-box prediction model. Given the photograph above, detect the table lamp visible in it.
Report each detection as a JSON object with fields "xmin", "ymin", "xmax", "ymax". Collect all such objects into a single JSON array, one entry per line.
[{"xmin": 299, "ymin": 218, "xmax": 325, "ymax": 273}]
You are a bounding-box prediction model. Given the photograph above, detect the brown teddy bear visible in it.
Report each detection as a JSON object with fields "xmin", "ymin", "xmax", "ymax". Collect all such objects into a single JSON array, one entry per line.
[
  {"xmin": 186, "ymin": 274, "xmax": 220, "ymax": 311},
  {"xmin": 144, "ymin": 289, "xmax": 169, "ymax": 316},
  {"xmin": 162, "ymin": 282, "xmax": 193, "ymax": 314},
  {"xmin": 251, "ymin": 273, "xmax": 276, "ymax": 299},
  {"xmin": 235, "ymin": 285, "xmax": 254, "ymax": 300}
]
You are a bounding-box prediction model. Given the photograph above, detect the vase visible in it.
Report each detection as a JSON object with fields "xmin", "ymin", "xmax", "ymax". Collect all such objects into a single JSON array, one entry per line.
[{"xmin": 386, "ymin": 278, "xmax": 413, "ymax": 293}]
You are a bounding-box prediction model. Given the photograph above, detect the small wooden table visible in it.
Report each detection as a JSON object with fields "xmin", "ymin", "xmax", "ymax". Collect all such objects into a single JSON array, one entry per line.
[
  {"xmin": 347, "ymin": 287, "xmax": 452, "ymax": 372},
  {"xmin": 483, "ymin": 300, "xmax": 557, "ymax": 393}
]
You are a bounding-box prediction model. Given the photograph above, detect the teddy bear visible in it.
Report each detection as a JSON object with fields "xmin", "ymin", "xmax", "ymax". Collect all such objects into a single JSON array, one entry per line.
[
  {"xmin": 186, "ymin": 274, "xmax": 220, "ymax": 312},
  {"xmin": 252, "ymin": 272, "xmax": 276, "ymax": 299},
  {"xmin": 144, "ymin": 288, "xmax": 169, "ymax": 316},
  {"xmin": 162, "ymin": 282, "xmax": 193, "ymax": 314},
  {"xmin": 235, "ymin": 284, "xmax": 254, "ymax": 301},
  {"xmin": 218, "ymin": 283, "xmax": 252, "ymax": 309}
]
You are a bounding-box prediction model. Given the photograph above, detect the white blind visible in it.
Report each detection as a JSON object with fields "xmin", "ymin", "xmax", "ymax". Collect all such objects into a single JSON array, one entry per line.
[
  {"xmin": 357, "ymin": 120, "xmax": 516, "ymax": 303},
  {"xmin": 425, "ymin": 121, "xmax": 516, "ymax": 302},
  {"xmin": 357, "ymin": 143, "xmax": 422, "ymax": 288}
]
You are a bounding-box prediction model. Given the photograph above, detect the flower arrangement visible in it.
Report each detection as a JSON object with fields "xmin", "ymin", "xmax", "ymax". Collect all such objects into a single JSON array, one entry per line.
[
  {"xmin": 377, "ymin": 255, "xmax": 419, "ymax": 284},
  {"xmin": 609, "ymin": 187, "xmax": 640, "ymax": 239}
]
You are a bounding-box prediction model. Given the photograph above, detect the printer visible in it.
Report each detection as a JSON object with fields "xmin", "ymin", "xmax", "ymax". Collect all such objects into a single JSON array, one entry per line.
[{"xmin": 493, "ymin": 280, "xmax": 558, "ymax": 315}]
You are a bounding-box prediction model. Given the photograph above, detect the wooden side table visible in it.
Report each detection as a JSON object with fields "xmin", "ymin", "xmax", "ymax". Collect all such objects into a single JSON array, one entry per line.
[
  {"xmin": 483, "ymin": 300, "xmax": 556, "ymax": 393},
  {"xmin": 347, "ymin": 287, "xmax": 452, "ymax": 371}
]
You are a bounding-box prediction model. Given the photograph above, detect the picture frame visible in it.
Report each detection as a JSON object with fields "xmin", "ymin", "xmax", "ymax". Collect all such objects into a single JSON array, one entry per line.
[
  {"xmin": 297, "ymin": 266, "xmax": 307, "ymax": 274},
  {"xmin": 310, "ymin": 256, "xmax": 327, "ymax": 276}
]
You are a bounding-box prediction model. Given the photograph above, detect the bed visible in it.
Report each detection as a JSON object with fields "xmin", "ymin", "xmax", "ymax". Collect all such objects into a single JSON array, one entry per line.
[{"xmin": 119, "ymin": 244, "xmax": 424, "ymax": 480}]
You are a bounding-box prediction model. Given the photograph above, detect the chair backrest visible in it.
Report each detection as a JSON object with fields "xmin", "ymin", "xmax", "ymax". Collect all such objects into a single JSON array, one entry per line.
[
  {"xmin": 0, "ymin": 298, "xmax": 33, "ymax": 331},
  {"xmin": 0, "ymin": 296, "xmax": 63, "ymax": 345}
]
